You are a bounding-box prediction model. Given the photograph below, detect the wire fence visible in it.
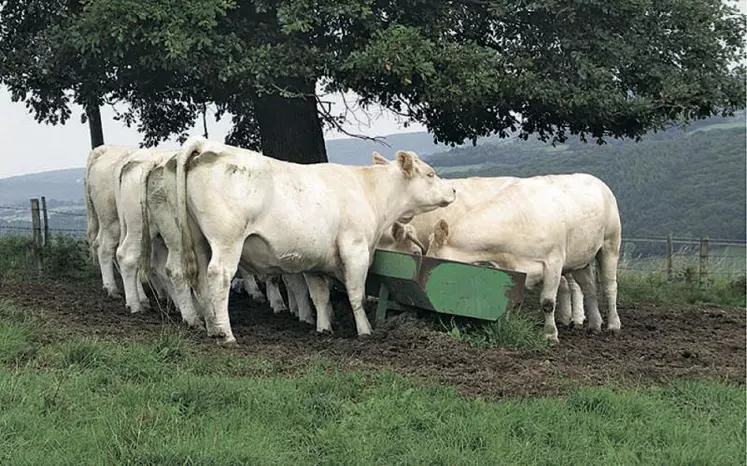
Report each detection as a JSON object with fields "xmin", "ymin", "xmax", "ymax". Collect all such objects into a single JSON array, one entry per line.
[
  {"xmin": 1, "ymin": 203, "xmax": 745, "ymax": 278},
  {"xmin": 619, "ymin": 236, "xmax": 745, "ymax": 281},
  {"xmin": 0, "ymin": 203, "xmax": 87, "ymax": 238}
]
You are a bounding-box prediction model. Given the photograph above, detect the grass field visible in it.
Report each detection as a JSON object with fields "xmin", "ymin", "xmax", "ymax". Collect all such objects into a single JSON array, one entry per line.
[
  {"xmin": 1, "ymin": 300, "xmax": 744, "ymax": 465},
  {"xmin": 0, "ymin": 235, "xmax": 745, "ymax": 465}
]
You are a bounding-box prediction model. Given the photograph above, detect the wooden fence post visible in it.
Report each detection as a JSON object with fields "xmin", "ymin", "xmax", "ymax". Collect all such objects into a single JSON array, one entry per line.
[
  {"xmin": 30, "ymin": 198, "xmax": 43, "ymax": 275},
  {"xmin": 698, "ymin": 235, "xmax": 709, "ymax": 287},
  {"xmin": 666, "ymin": 233, "xmax": 673, "ymax": 280},
  {"xmin": 41, "ymin": 196, "xmax": 50, "ymax": 249}
]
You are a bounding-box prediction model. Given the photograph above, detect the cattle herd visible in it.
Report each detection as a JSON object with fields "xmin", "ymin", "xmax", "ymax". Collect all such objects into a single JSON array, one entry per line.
[{"xmin": 85, "ymin": 135, "xmax": 622, "ymax": 348}]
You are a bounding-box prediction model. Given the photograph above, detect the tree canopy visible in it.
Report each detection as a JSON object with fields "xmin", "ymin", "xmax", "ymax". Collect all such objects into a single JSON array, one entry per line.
[{"xmin": 1, "ymin": 0, "xmax": 745, "ymax": 162}]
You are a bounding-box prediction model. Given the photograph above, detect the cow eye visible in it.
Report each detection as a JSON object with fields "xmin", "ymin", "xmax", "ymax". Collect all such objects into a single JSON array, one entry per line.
[{"xmin": 427, "ymin": 171, "xmax": 435, "ymax": 178}]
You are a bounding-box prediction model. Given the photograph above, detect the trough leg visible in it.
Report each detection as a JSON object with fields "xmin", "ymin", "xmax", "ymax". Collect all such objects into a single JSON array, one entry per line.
[{"xmin": 375, "ymin": 283, "xmax": 389, "ymax": 328}]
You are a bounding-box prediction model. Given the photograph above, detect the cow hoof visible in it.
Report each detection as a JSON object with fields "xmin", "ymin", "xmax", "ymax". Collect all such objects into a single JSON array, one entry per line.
[
  {"xmin": 607, "ymin": 325, "xmax": 622, "ymax": 334},
  {"xmin": 184, "ymin": 319, "xmax": 205, "ymax": 330},
  {"xmin": 587, "ymin": 326, "xmax": 602, "ymax": 335},
  {"xmin": 249, "ymin": 294, "xmax": 267, "ymax": 303},
  {"xmin": 127, "ymin": 305, "xmax": 141, "ymax": 314},
  {"xmin": 543, "ymin": 333, "xmax": 560, "ymax": 344},
  {"xmin": 316, "ymin": 327, "xmax": 333, "ymax": 336},
  {"xmin": 567, "ymin": 320, "xmax": 584, "ymax": 330},
  {"xmin": 216, "ymin": 337, "xmax": 238, "ymax": 348}
]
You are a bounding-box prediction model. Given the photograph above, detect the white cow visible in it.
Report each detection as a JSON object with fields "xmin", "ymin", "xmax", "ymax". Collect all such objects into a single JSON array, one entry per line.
[
  {"xmin": 138, "ymin": 150, "xmax": 208, "ymax": 327},
  {"xmin": 85, "ymin": 145, "xmax": 149, "ymax": 300},
  {"xmin": 175, "ymin": 136, "xmax": 456, "ymax": 346},
  {"xmin": 425, "ymin": 173, "xmax": 622, "ymax": 342},
  {"xmin": 112, "ymin": 148, "xmax": 203, "ymax": 328},
  {"xmin": 378, "ymin": 176, "xmax": 587, "ymax": 327}
]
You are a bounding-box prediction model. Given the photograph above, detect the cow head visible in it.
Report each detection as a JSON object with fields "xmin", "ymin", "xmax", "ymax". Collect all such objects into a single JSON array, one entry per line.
[
  {"xmin": 428, "ymin": 218, "xmax": 450, "ymax": 252},
  {"xmin": 378, "ymin": 222, "xmax": 426, "ymax": 255},
  {"xmin": 372, "ymin": 150, "xmax": 456, "ymax": 221}
]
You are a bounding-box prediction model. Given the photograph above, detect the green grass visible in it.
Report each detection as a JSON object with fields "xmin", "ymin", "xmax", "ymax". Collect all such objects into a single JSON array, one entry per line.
[
  {"xmin": 440, "ymin": 311, "xmax": 551, "ymax": 352},
  {"xmin": 0, "ymin": 233, "xmax": 96, "ymax": 280},
  {"xmin": 0, "ymin": 301, "xmax": 744, "ymax": 465},
  {"xmin": 618, "ymin": 271, "xmax": 745, "ymax": 308}
]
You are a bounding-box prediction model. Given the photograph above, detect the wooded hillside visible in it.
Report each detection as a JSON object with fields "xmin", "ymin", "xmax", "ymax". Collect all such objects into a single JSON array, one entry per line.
[{"xmin": 431, "ymin": 122, "xmax": 746, "ymax": 240}]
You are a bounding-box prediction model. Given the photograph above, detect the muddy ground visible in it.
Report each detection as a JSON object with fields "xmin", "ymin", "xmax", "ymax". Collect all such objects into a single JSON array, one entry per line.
[{"xmin": 1, "ymin": 276, "xmax": 744, "ymax": 399}]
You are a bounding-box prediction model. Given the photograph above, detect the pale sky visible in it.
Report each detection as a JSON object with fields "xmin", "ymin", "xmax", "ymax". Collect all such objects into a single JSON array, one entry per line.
[
  {"xmin": 0, "ymin": 86, "xmax": 426, "ymax": 179},
  {"xmin": 1, "ymin": 0, "xmax": 744, "ymax": 179}
]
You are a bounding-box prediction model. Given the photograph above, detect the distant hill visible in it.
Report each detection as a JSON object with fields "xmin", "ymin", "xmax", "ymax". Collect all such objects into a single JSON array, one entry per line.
[
  {"xmin": 0, "ymin": 131, "xmax": 467, "ymax": 206},
  {"xmin": 428, "ymin": 115, "xmax": 746, "ymax": 241}
]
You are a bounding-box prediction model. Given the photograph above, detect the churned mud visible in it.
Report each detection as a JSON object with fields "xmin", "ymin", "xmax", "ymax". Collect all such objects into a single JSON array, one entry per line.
[{"xmin": 1, "ymin": 277, "xmax": 744, "ymax": 399}]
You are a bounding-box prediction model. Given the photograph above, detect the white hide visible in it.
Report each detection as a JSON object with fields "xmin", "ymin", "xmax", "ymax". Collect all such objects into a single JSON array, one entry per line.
[
  {"xmin": 85, "ymin": 145, "xmax": 150, "ymax": 301},
  {"xmin": 381, "ymin": 176, "xmax": 586, "ymax": 326},
  {"xmin": 112, "ymin": 148, "xmax": 203, "ymax": 328},
  {"xmin": 139, "ymin": 150, "xmax": 205, "ymax": 327},
  {"xmin": 175, "ymin": 136, "xmax": 456, "ymax": 346},
  {"xmin": 427, "ymin": 173, "xmax": 622, "ymax": 342}
]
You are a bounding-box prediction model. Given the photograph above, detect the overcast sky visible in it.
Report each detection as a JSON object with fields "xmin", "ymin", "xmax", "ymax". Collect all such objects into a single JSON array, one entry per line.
[
  {"xmin": 1, "ymin": 0, "xmax": 744, "ymax": 179},
  {"xmin": 0, "ymin": 87, "xmax": 426, "ymax": 179}
]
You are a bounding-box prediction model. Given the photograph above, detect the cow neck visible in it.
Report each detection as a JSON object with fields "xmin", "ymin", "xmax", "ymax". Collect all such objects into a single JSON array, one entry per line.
[{"xmin": 358, "ymin": 164, "xmax": 412, "ymax": 237}]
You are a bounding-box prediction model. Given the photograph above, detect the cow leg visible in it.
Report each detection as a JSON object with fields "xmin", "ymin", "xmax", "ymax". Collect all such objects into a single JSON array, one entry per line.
[
  {"xmin": 597, "ymin": 246, "xmax": 621, "ymax": 332},
  {"xmin": 286, "ymin": 279, "xmax": 299, "ymax": 317},
  {"xmin": 265, "ymin": 276, "xmax": 287, "ymax": 314},
  {"xmin": 570, "ymin": 266, "xmax": 602, "ymax": 333},
  {"xmin": 284, "ymin": 274, "xmax": 314, "ymax": 325},
  {"xmin": 203, "ymin": 243, "xmax": 242, "ymax": 347},
  {"xmin": 540, "ymin": 265, "xmax": 564, "ymax": 343},
  {"xmin": 115, "ymin": 233, "xmax": 147, "ymax": 313},
  {"xmin": 96, "ymin": 222, "xmax": 121, "ymax": 298},
  {"xmin": 241, "ymin": 272, "xmax": 266, "ymax": 303},
  {"xmin": 339, "ymin": 242, "xmax": 373, "ymax": 336},
  {"xmin": 304, "ymin": 274, "xmax": 333, "ymax": 333},
  {"xmin": 556, "ymin": 275, "xmax": 572, "ymax": 326},
  {"xmin": 231, "ymin": 277, "xmax": 245, "ymax": 294},
  {"xmin": 567, "ymin": 274, "xmax": 586, "ymax": 327},
  {"xmin": 166, "ymin": 248, "xmax": 204, "ymax": 329},
  {"xmin": 281, "ymin": 275, "xmax": 299, "ymax": 318}
]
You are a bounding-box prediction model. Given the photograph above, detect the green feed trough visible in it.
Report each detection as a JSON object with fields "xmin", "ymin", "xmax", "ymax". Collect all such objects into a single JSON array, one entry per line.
[{"xmin": 363, "ymin": 249, "xmax": 527, "ymax": 326}]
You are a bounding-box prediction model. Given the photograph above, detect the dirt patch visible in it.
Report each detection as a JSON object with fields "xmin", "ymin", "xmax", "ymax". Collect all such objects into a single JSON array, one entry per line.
[{"xmin": 1, "ymin": 276, "xmax": 744, "ymax": 399}]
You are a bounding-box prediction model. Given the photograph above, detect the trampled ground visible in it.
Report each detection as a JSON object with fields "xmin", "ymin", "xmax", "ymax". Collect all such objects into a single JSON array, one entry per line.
[{"xmin": 1, "ymin": 276, "xmax": 743, "ymax": 399}]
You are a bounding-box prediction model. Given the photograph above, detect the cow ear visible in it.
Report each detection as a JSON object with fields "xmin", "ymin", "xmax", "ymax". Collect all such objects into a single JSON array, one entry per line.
[
  {"xmin": 391, "ymin": 222, "xmax": 406, "ymax": 241},
  {"xmin": 395, "ymin": 150, "xmax": 414, "ymax": 178},
  {"xmin": 372, "ymin": 151, "xmax": 389, "ymax": 165},
  {"xmin": 433, "ymin": 219, "xmax": 449, "ymax": 247}
]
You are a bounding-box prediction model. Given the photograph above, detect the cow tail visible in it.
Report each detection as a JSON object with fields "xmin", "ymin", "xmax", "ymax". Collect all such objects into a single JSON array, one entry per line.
[
  {"xmin": 176, "ymin": 135, "xmax": 208, "ymax": 289},
  {"xmin": 112, "ymin": 157, "xmax": 132, "ymax": 254},
  {"xmin": 84, "ymin": 147, "xmax": 105, "ymax": 265},
  {"xmin": 138, "ymin": 160, "xmax": 157, "ymax": 282}
]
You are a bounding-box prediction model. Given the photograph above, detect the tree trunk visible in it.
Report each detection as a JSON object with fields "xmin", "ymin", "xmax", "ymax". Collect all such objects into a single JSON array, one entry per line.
[
  {"xmin": 253, "ymin": 79, "xmax": 328, "ymax": 164},
  {"xmin": 85, "ymin": 101, "xmax": 104, "ymax": 149}
]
